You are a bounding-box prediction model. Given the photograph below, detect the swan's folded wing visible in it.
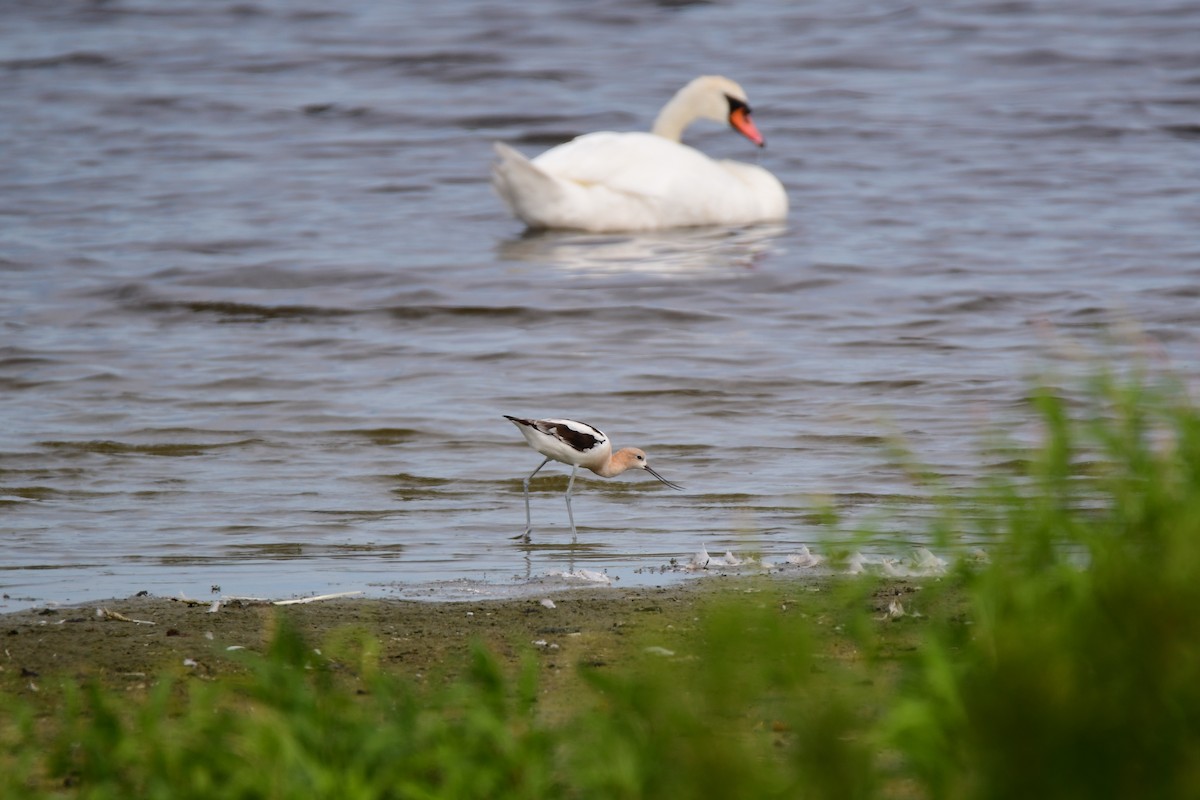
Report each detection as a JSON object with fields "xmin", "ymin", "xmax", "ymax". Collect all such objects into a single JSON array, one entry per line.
[
  {"xmin": 532, "ymin": 132, "xmax": 709, "ymax": 200},
  {"xmin": 494, "ymin": 133, "xmax": 786, "ymax": 231}
]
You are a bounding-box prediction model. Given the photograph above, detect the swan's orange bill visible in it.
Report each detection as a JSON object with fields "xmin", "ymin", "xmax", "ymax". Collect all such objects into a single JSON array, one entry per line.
[{"xmin": 729, "ymin": 106, "xmax": 765, "ymax": 147}]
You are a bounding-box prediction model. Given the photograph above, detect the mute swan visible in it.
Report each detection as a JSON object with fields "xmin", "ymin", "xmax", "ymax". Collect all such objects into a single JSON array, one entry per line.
[{"xmin": 491, "ymin": 76, "xmax": 788, "ymax": 232}]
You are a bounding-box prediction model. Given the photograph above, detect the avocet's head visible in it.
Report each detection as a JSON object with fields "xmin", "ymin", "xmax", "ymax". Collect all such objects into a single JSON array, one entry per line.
[{"xmin": 614, "ymin": 447, "xmax": 683, "ymax": 490}]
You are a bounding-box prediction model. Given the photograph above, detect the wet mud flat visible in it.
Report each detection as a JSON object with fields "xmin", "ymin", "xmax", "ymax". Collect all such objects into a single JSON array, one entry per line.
[{"xmin": 0, "ymin": 575, "xmax": 933, "ymax": 705}]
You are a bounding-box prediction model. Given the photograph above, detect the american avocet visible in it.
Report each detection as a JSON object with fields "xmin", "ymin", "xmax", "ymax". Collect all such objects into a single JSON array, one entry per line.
[{"xmin": 504, "ymin": 415, "xmax": 682, "ymax": 542}]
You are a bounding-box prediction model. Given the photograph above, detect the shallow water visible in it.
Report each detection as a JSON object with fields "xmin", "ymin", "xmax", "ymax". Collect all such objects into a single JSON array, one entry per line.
[{"xmin": 2, "ymin": 0, "xmax": 1198, "ymax": 609}]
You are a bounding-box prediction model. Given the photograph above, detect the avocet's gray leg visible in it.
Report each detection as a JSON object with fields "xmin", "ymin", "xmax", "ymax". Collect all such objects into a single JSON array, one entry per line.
[
  {"xmin": 515, "ymin": 457, "xmax": 550, "ymax": 542},
  {"xmin": 564, "ymin": 465, "xmax": 579, "ymax": 541}
]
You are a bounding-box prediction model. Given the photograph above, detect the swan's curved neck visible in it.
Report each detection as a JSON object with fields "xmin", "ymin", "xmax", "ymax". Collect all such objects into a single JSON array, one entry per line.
[
  {"xmin": 650, "ymin": 77, "xmax": 737, "ymax": 142},
  {"xmin": 650, "ymin": 91, "xmax": 697, "ymax": 142}
]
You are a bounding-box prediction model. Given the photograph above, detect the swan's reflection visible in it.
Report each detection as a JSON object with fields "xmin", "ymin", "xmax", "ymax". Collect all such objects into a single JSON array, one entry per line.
[{"xmin": 495, "ymin": 223, "xmax": 788, "ymax": 274}]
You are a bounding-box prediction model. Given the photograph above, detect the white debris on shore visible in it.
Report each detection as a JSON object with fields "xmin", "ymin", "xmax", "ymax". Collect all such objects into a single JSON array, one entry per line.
[{"xmin": 654, "ymin": 544, "xmax": 953, "ymax": 579}]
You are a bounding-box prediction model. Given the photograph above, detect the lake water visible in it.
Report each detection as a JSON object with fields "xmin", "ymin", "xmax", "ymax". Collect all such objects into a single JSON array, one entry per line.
[{"xmin": 2, "ymin": 0, "xmax": 1198, "ymax": 610}]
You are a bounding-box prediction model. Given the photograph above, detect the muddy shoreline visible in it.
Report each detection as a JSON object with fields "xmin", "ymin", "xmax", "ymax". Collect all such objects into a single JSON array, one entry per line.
[{"xmin": 2, "ymin": 577, "xmax": 799, "ymax": 695}]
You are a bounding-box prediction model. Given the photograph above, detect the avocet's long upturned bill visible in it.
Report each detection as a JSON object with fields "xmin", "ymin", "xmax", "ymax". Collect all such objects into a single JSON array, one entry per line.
[
  {"xmin": 504, "ymin": 415, "xmax": 682, "ymax": 542},
  {"xmin": 491, "ymin": 75, "xmax": 787, "ymax": 232}
]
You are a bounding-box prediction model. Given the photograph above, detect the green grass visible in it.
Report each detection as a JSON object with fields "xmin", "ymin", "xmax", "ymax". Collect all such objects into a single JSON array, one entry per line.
[
  {"xmin": 4, "ymin": 365, "xmax": 1200, "ymax": 798},
  {"xmin": 886, "ymin": 368, "xmax": 1200, "ymax": 799}
]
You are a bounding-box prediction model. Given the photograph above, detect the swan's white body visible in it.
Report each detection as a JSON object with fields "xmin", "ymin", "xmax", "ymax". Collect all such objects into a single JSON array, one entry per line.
[{"xmin": 491, "ymin": 76, "xmax": 788, "ymax": 233}]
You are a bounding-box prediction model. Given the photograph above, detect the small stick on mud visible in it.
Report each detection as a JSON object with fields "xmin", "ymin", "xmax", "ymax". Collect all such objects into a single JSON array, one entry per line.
[
  {"xmin": 97, "ymin": 608, "xmax": 156, "ymax": 625},
  {"xmin": 272, "ymin": 591, "xmax": 364, "ymax": 606}
]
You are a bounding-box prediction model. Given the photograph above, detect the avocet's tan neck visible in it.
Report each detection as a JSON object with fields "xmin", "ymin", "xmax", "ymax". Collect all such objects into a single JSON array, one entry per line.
[{"xmin": 593, "ymin": 447, "xmax": 647, "ymax": 478}]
